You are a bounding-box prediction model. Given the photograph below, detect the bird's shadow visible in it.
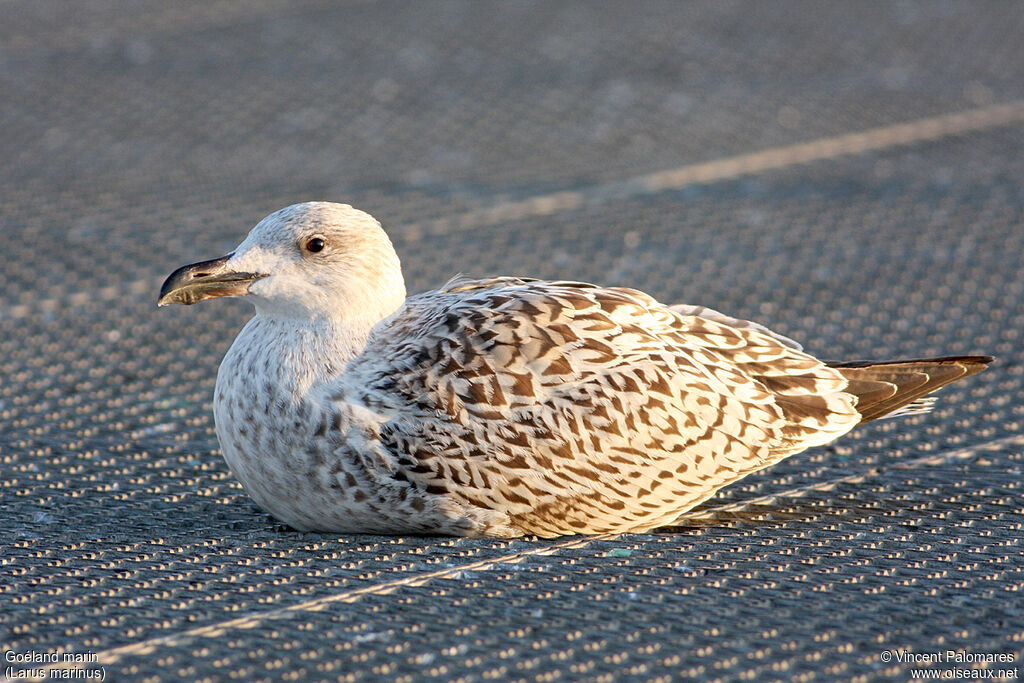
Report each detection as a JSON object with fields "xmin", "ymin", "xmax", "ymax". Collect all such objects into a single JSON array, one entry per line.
[{"xmin": 655, "ymin": 499, "xmax": 901, "ymax": 531}]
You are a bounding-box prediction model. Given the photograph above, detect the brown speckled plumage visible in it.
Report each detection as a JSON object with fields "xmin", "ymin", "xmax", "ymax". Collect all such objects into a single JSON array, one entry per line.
[{"xmin": 162, "ymin": 202, "xmax": 991, "ymax": 537}]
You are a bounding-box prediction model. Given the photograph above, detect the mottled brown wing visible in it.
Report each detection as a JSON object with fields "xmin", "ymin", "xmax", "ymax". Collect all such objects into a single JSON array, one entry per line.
[{"xmin": 354, "ymin": 278, "xmax": 859, "ymax": 536}]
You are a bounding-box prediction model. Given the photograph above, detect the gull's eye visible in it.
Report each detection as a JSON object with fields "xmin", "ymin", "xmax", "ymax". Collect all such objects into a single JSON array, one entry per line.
[{"xmin": 304, "ymin": 236, "xmax": 326, "ymax": 254}]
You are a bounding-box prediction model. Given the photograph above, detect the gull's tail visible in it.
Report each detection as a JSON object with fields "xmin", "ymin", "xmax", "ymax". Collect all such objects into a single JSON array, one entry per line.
[{"xmin": 830, "ymin": 356, "xmax": 993, "ymax": 423}]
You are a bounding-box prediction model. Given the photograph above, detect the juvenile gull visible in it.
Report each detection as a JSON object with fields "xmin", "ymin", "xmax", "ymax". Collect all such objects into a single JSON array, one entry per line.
[{"xmin": 159, "ymin": 202, "xmax": 991, "ymax": 537}]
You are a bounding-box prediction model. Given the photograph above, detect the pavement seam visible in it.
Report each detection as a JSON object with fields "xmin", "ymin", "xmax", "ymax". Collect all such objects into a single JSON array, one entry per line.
[
  {"xmin": 28, "ymin": 534, "xmax": 615, "ymax": 673},
  {"xmin": 409, "ymin": 99, "xmax": 1024, "ymax": 237}
]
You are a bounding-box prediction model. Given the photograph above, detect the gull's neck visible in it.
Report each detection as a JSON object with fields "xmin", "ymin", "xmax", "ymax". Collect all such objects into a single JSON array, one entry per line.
[
  {"xmin": 224, "ymin": 251, "xmax": 408, "ymax": 401},
  {"xmin": 227, "ymin": 313, "xmax": 380, "ymax": 400}
]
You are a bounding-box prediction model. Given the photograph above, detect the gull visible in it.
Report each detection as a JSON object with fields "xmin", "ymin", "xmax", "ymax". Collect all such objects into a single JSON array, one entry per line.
[{"xmin": 159, "ymin": 202, "xmax": 991, "ymax": 537}]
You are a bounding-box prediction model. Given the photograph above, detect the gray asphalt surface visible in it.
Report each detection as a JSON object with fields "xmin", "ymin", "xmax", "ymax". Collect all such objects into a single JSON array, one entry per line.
[{"xmin": 2, "ymin": 2, "xmax": 1023, "ymax": 681}]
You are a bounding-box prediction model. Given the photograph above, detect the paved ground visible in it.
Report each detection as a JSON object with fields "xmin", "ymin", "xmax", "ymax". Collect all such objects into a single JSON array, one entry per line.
[{"xmin": 2, "ymin": 2, "xmax": 1023, "ymax": 681}]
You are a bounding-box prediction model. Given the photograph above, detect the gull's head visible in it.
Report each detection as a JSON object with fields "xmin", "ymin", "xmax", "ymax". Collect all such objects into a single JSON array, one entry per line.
[{"xmin": 159, "ymin": 202, "xmax": 406, "ymax": 323}]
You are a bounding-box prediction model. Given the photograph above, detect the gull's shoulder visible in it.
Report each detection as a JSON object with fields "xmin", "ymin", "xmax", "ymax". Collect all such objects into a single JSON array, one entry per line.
[
  {"xmin": 361, "ymin": 275, "xmax": 674, "ymax": 356},
  {"xmin": 350, "ymin": 275, "xmax": 825, "ymax": 392}
]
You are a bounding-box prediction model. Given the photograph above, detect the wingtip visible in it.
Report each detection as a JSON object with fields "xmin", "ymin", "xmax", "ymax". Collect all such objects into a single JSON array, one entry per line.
[
  {"xmin": 833, "ymin": 354, "xmax": 993, "ymax": 423},
  {"xmin": 949, "ymin": 355, "xmax": 994, "ymax": 377},
  {"xmin": 938, "ymin": 354, "xmax": 994, "ymax": 365}
]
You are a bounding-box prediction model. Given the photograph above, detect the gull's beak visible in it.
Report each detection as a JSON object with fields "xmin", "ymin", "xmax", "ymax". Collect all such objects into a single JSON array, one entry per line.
[{"xmin": 158, "ymin": 254, "xmax": 267, "ymax": 306}]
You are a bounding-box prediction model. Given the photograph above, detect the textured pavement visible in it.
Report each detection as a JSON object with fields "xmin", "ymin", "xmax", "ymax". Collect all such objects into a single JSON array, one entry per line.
[{"xmin": 2, "ymin": 2, "xmax": 1024, "ymax": 681}]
